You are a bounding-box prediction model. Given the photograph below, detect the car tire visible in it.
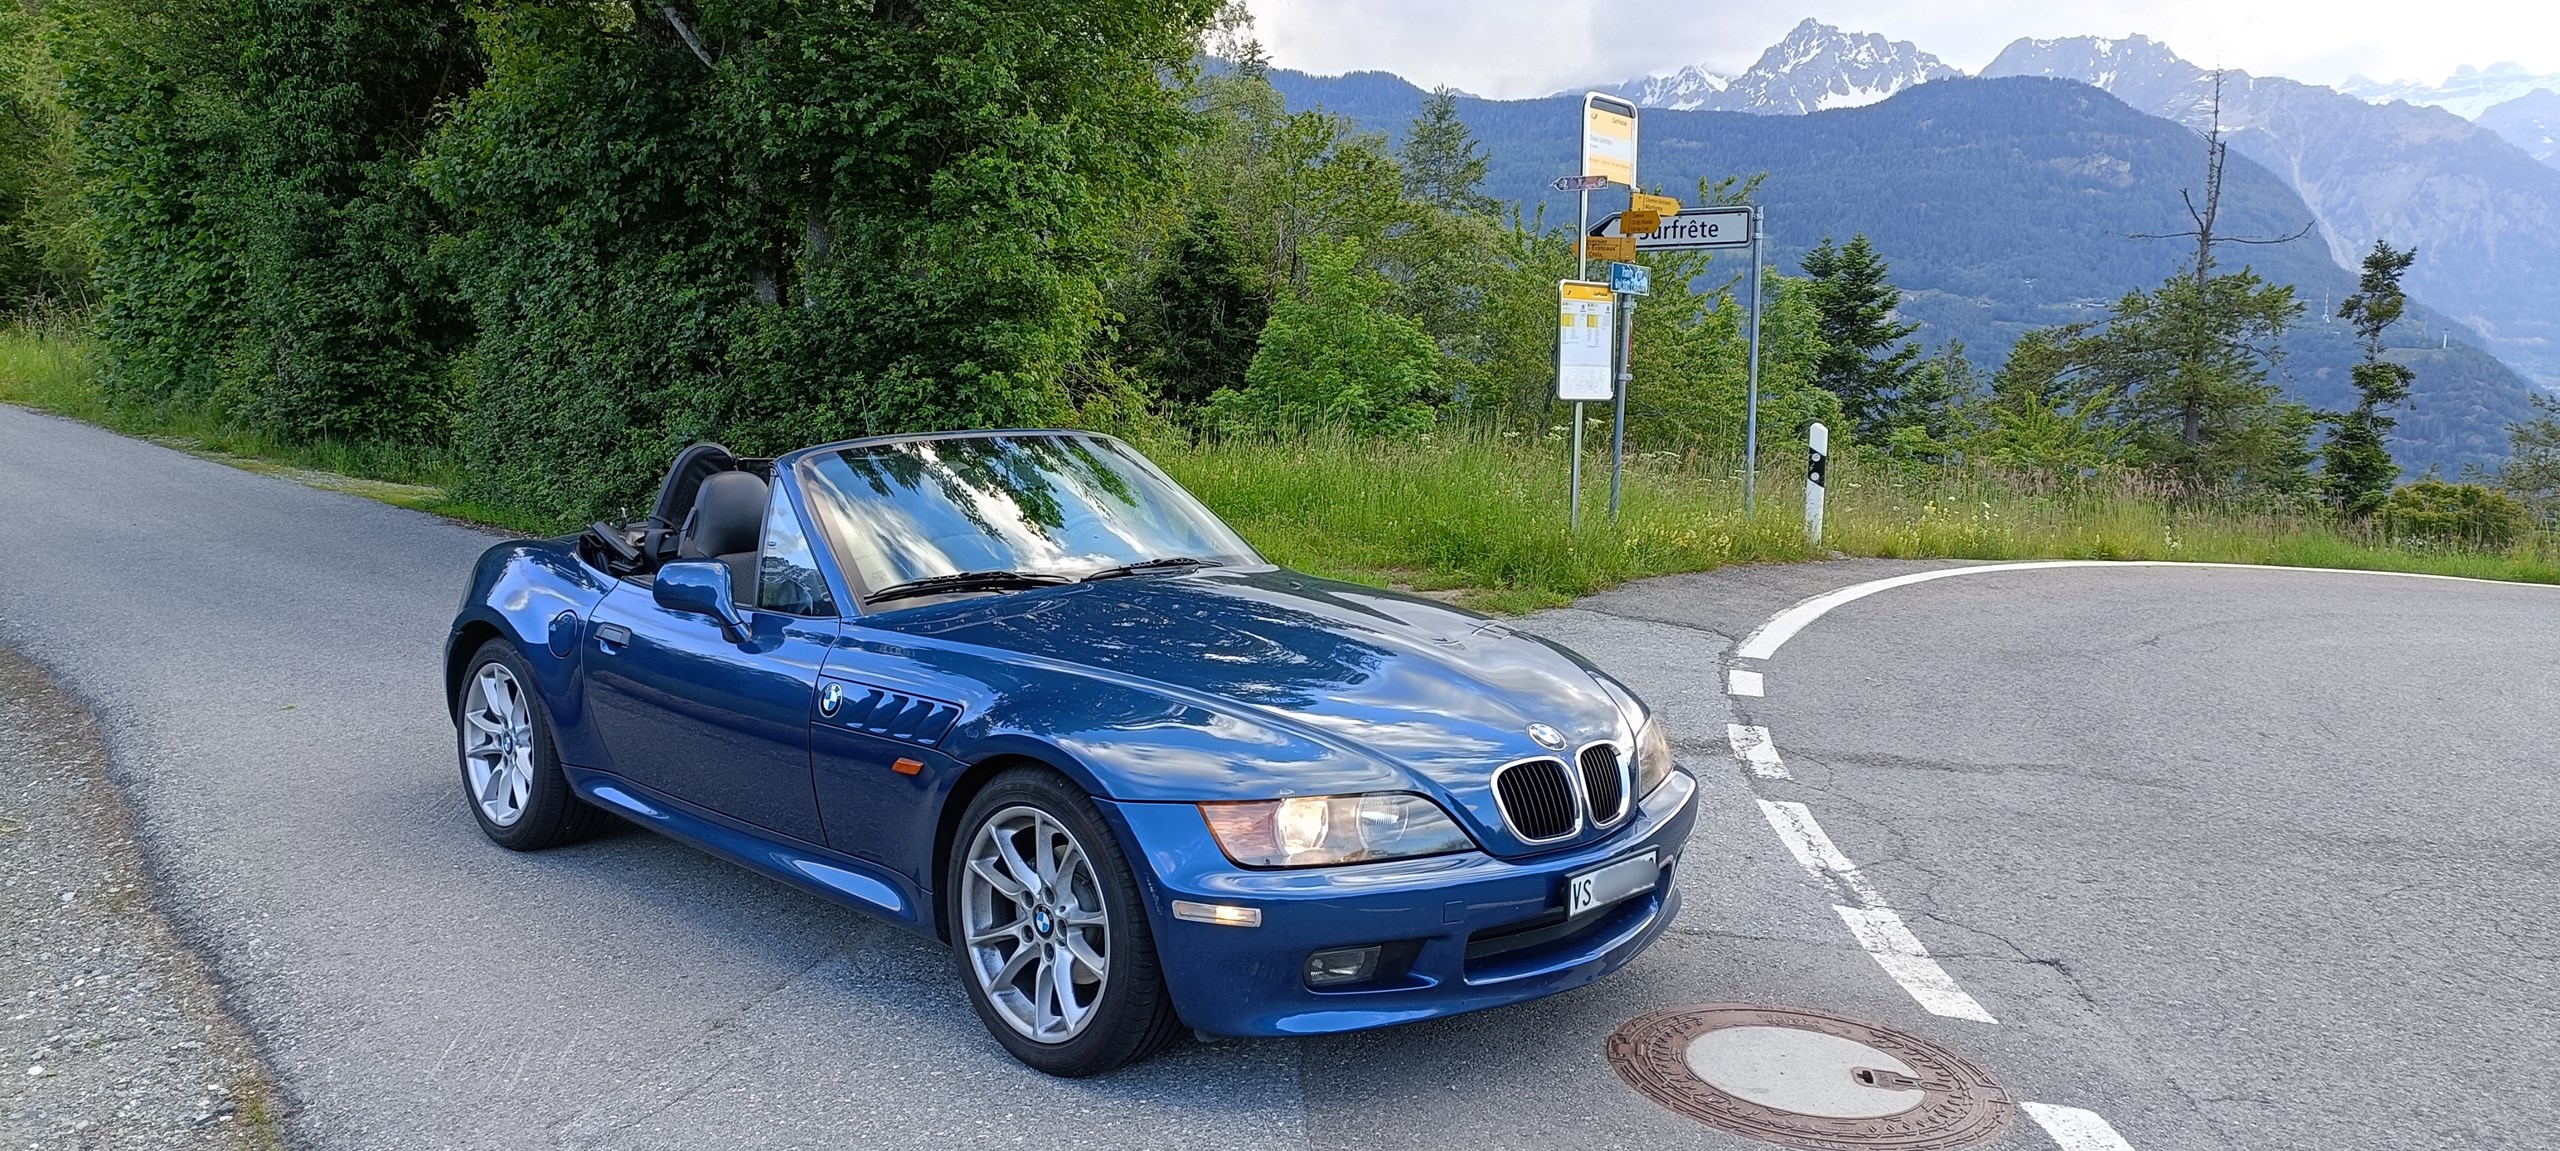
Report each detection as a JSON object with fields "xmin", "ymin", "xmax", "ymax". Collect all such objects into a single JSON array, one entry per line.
[
  {"xmin": 947, "ymin": 767, "xmax": 1183, "ymax": 1077},
  {"xmin": 456, "ymin": 639, "xmax": 607, "ymax": 851}
]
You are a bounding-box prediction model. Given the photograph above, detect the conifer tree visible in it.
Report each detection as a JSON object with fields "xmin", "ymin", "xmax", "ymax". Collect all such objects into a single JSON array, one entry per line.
[
  {"xmin": 2323, "ymin": 241, "xmax": 2419, "ymax": 517},
  {"xmin": 1799, "ymin": 234, "xmax": 1918, "ymax": 440},
  {"xmin": 1400, "ymin": 87, "xmax": 1497, "ymax": 217}
]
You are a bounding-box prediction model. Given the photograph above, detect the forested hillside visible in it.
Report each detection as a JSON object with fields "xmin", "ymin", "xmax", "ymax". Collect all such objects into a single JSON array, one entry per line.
[{"xmin": 1267, "ymin": 68, "xmax": 2539, "ymax": 475}]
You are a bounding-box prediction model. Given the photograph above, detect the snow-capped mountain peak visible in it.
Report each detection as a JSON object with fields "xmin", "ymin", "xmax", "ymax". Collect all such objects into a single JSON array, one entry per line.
[
  {"xmin": 2342, "ymin": 63, "xmax": 2560, "ymax": 121},
  {"xmin": 1607, "ymin": 18, "xmax": 1960, "ymax": 115}
]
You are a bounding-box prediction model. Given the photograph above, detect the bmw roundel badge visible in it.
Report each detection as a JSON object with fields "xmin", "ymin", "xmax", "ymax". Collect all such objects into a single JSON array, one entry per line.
[
  {"xmin": 1527, "ymin": 722, "xmax": 1567, "ymax": 751},
  {"xmin": 819, "ymin": 682, "xmax": 844, "ymax": 717}
]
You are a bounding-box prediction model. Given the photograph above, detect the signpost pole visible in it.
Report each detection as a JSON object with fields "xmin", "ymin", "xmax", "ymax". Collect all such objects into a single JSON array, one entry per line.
[
  {"xmin": 1573, "ymin": 187, "xmax": 1588, "ymax": 532},
  {"xmin": 1743, "ymin": 205, "xmax": 1766, "ymax": 516},
  {"xmin": 1609, "ymin": 296, "xmax": 1633, "ymax": 517},
  {"xmin": 1571, "ymin": 405, "xmax": 1584, "ymax": 530}
]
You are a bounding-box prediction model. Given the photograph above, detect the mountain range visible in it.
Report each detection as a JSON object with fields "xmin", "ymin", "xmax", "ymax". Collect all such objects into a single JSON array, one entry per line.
[
  {"xmin": 1259, "ymin": 63, "xmax": 2542, "ymax": 473},
  {"xmin": 1604, "ymin": 19, "xmax": 1958, "ymax": 115},
  {"xmin": 1981, "ymin": 35, "xmax": 2560, "ymax": 393},
  {"xmin": 2342, "ymin": 63, "xmax": 2560, "ymax": 120},
  {"xmin": 2481, "ymin": 89, "xmax": 2560, "ymax": 166}
]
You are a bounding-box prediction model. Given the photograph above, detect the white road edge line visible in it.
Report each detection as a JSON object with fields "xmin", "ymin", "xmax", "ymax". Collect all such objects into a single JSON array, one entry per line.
[
  {"xmin": 1735, "ymin": 559, "xmax": 2559, "ymax": 661},
  {"xmin": 1727, "ymin": 669, "xmax": 1764, "ymax": 696},
  {"xmin": 1753, "ymin": 800, "xmax": 1880, "ymax": 908},
  {"xmin": 1726, "ymin": 724, "xmax": 1789, "ymax": 779},
  {"xmin": 1833, "ymin": 906, "xmax": 1999, "ymax": 1024},
  {"xmin": 2022, "ymin": 1102, "xmax": 2138, "ymax": 1150}
]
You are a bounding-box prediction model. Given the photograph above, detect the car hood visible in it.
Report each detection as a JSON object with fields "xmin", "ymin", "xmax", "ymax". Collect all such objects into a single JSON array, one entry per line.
[{"xmin": 869, "ymin": 567, "xmax": 1640, "ymax": 857}]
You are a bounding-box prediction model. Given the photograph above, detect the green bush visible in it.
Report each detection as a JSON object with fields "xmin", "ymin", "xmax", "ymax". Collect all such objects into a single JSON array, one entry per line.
[
  {"xmin": 1210, "ymin": 236, "xmax": 1439, "ymax": 436},
  {"xmin": 2378, "ymin": 479, "xmax": 2530, "ymax": 551}
]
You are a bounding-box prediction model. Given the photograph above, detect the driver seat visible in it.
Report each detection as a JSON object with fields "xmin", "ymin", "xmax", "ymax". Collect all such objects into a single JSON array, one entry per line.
[{"xmin": 678, "ymin": 470, "xmax": 768, "ymax": 603}]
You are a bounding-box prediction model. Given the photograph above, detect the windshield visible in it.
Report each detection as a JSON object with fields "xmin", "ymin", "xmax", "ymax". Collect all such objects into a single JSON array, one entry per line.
[{"xmin": 798, "ymin": 434, "xmax": 1260, "ymax": 595}]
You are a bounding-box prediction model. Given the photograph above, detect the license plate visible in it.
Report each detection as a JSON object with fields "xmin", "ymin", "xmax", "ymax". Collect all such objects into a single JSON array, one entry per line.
[{"xmin": 1568, "ymin": 850, "xmax": 1658, "ymax": 918}]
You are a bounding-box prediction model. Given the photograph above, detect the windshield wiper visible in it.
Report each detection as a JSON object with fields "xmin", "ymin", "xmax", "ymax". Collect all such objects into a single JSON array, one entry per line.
[
  {"xmin": 867, "ymin": 570, "xmax": 1075, "ymax": 605},
  {"xmin": 1082, "ymin": 556, "xmax": 1224, "ymax": 582}
]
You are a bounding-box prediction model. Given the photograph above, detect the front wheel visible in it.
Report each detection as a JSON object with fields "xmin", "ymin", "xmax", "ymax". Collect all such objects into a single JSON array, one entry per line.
[
  {"xmin": 948, "ymin": 768, "xmax": 1182, "ymax": 1076},
  {"xmin": 456, "ymin": 640, "xmax": 606, "ymax": 851}
]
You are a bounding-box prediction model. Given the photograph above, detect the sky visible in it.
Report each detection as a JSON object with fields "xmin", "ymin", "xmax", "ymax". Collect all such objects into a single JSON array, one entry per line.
[{"xmin": 1241, "ymin": 1, "xmax": 2560, "ymax": 99}]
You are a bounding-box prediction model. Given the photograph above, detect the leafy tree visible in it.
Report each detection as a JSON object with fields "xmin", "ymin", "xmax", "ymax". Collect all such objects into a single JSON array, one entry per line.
[
  {"xmin": 1400, "ymin": 87, "xmax": 1496, "ymax": 218},
  {"xmin": 1185, "ymin": 67, "xmax": 1406, "ymax": 305},
  {"xmin": 1878, "ymin": 343, "xmax": 1984, "ymax": 462},
  {"xmin": 425, "ymin": 0, "xmax": 1221, "ymax": 523},
  {"xmin": 2323, "ymin": 241, "xmax": 2419, "ymax": 517},
  {"xmin": 1212, "ymin": 235, "xmax": 1437, "ymax": 435},
  {"xmin": 1798, "ymin": 234, "xmax": 1917, "ymax": 441},
  {"xmin": 1132, "ymin": 208, "xmax": 1265, "ymax": 408},
  {"xmin": 228, "ymin": 0, "xmax": 481, "ymax": 442},
  {"xmin": 0, "ymin": 3, "xmax": 85, "ymax": 308},
  {"xmin": 52, "ymin": 0, "xmax": 252, "ymax": 408}
]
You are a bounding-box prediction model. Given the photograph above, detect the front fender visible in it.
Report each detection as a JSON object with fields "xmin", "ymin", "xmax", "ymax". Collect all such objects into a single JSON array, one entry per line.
[{"xmin": 444, "ymin": 539, "xmax": 618, "ymax": 767}]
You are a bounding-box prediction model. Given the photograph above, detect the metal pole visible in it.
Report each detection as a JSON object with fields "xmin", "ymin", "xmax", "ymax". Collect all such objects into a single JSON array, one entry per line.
[
  {"xmin": 1577, "ymin": 189, "xmax": 1590, "ymax": 281},
  {"xmin": 1743, "ymin": 205, "xmax": 1765, "ymax": 516},
  {"xmin": 1570, "ymin": 403, "xmax": 1584, "ymax": 530},
  {"xmin": 1571, "ymin": 186, "xmax": 1589, "ymax": 531},
  {"xmin": 1609, "ymin": 296, "xmax": 1633, "ymax": 517}
]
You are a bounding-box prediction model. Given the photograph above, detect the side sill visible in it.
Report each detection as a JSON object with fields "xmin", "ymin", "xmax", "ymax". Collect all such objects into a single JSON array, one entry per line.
[{"xmin": 566, "ymin": 766, "xmax": 931, "ymax": 935}]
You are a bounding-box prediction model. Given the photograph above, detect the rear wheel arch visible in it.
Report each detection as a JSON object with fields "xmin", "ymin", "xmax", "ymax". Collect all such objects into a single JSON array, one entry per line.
[{"xmin": 446, "ymin": 620, "xmax": 507, "ymax": 720}]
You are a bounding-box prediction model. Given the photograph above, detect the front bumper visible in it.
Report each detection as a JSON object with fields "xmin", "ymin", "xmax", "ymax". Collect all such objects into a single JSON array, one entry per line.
[{"xmin": 1103, "ymin": 769, "xmax": 1699, "ymax": 1037}]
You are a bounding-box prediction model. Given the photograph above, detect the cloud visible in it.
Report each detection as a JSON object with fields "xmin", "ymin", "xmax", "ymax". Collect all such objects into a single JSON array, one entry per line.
[{"xmin": 1243, "ymin": 1, "xmax": 2560, "ymax": 99}]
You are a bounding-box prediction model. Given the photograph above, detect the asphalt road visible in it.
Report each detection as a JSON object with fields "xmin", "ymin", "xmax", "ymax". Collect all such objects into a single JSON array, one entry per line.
[{"xmin": 4, "ymin": 401, "xmax": 2554, "ymax": 1150}]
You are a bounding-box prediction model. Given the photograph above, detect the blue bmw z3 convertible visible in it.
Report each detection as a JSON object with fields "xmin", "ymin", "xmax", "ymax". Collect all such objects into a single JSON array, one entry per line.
[{"xmin": 444, "ymin": 430, "xmax": 1698, "ymax": 1075}]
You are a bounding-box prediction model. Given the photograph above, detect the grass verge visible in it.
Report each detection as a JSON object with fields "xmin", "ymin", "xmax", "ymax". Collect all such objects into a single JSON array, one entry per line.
[{"xmin": 10, "ymin": 324, "xmax": 2556, "ymax": 610}]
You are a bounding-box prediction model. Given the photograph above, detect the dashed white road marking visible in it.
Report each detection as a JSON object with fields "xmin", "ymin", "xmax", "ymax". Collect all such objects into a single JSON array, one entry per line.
[
  {"xmin": 2022, "ymin": 1103, "xmax": 2138, "ymax": 1150},
  {"xmin": 1734, "ymin": 558, "xmax": 2560, "ymax": 661},
  {"xmin": 1754, "ymin": 800, "xmax": 1881, "ymax": 906},
  {"xmin": 1831, "ymin": 905, "xmax": 1999, "ymax": 1024},
  {"xmin": 1727, "ymin": 669, "xmax": 1764, "ymax": 696},
  {"xmin": 1726, "ymin": 724, "xmax": 1789, "ymax": 779},
  {"xmin": 1757, "ymin": 799, "xmax": 1995, "ymax": 1021}
]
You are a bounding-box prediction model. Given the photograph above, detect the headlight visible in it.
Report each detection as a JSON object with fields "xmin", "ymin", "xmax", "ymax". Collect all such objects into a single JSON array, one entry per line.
[
  {"xmin": 1634, "ymin": 713, "xmax": 1676, "ymax": 797},
  {"xmin": 1198, "ymin": 793, "xmax": 1476, "ymax": 868}
]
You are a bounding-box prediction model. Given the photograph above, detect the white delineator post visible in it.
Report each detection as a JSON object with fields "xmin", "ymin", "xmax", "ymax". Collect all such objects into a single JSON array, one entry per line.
[{"xmin": 1805, "ymin": 422, "xmax": 1829, "ymax": 544}]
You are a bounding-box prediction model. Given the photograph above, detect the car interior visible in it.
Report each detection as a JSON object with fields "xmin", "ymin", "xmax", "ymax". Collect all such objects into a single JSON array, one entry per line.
[{"xmin": 580, "ymin": 442, "xmax": 774, "ymax": 590}]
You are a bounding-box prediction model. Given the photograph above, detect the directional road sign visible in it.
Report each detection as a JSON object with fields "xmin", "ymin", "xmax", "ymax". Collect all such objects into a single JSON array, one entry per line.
[
  {"xmin": 1589, "ymin": 205, "xmax": 1753, "ymax": 251},
  {"xmin": 1581, "ymin": 235, "xmax": 1637, "ymax": 261},
  {"xmin": 1630, "ymin": 192, "xmax": 1681, "ymax": 217},
  {"xmin": 1553, "ymin": 174, "xmax": 1611, "ymax": 192}
]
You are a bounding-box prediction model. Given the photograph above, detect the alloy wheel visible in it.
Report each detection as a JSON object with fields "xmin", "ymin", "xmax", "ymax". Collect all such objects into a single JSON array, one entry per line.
[
  {"xmin": 460, "ymin": 662, "xmax": 535, "ymax": 828},
  {"xmin": 959, "ymin": 804, "xmax": 1111, "ymax": 1043}
]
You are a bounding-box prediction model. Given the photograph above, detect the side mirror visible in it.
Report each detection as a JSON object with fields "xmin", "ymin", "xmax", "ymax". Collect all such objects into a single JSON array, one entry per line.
[{"xmin": 654, "ymin": 560, "xmax": 749, "ymax": 640}]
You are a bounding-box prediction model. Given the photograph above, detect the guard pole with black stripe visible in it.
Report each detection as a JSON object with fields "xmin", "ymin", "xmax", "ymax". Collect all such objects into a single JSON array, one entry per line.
[{"xmin": 1805, "ymin": 422, "xmax": 1829, "ymax": 544}]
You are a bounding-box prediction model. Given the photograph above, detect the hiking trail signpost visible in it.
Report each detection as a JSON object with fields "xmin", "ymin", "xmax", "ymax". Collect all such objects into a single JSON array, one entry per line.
[{"xmin": 1558, "ymin": 96, "xmax": 1770, "ymax": 523}]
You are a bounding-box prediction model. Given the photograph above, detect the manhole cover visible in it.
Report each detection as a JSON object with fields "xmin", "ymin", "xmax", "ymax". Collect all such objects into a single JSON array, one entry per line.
[{"xmin": 1606, "ymin": 1004, "xmax": 2013, "ymax": 1149}]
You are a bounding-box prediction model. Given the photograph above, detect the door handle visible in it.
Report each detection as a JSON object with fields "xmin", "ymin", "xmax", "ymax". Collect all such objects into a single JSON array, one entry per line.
[{"xmin": 594, "ymin": 623, "xmax": 632, "ymax": 652}]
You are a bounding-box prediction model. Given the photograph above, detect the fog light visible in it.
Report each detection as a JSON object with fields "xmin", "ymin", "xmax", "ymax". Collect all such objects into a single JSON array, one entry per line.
[{"xmin": 1304, "ymin": 945, "xmax": 1382, "ymax": 987}]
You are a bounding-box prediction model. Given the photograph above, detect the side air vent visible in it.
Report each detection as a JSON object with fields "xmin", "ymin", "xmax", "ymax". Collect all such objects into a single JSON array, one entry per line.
[
  {"xmin": 1579, "ymin": 743, "xmax": 1627, "ymax": 825},
  {"xmin": 820, "ymin": 681, "xmax": 962, "ymax": 748},
  {"xmin": 1493, "ymin": 758, "xmax": 1580, "ymax": 843}
]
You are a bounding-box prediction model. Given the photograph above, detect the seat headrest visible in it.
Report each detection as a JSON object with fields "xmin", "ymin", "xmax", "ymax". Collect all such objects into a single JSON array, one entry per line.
[{"xmin": 679, "ymin": 471, "xmax": 768, "ymax": 561}]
